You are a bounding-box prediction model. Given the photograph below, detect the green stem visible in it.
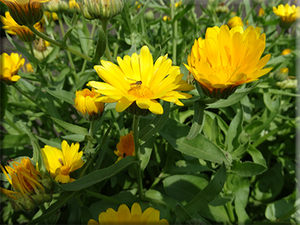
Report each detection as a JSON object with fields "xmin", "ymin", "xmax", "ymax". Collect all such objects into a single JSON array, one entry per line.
[
  {"xmin": 133, "ymin": 115, "xmax": 144, "ymax": 199},
  {"xmin": 86, "ymin": 120, "xmax": 95, "ymax": 152},
  {"xmin": 81, "ymin": 22, "xmax": 97, "ymax": 73},
  {"xmin": 85, "ymin": 190, "xmax": 123, "ymax": 204},
  {"xmin": 265, "ymin": 28, "xmax": 286, "ymax": 52},
  {"xmin": 27, "ymin": 25, "xmax": 92, "ymax": 62},
  {"xmin": 171, "ymin": 0, "xmax": 177, "ymax": 65},
  {"xmin": 243, "ymin": 3, "xmax": 258, "ymax": 24},
  {"xmin": 39, "ymin": 204, "xmax": 50, "ymax": 224},
  {"xmin": 226, "ymin": 201, "xmax": 235, "ymax": 223},
  {"xmin": 101, "ymin": 19, "xmax": 113, "ymax": 62}
]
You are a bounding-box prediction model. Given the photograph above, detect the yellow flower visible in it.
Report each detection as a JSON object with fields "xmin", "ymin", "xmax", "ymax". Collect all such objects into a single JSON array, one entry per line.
[
  {"xmin": 0, "ymin": 0, "xmax": 51, "ymax": 26},
  {"xmin": 184, "ymin": 25, "xmax": 272, "ymax": 99},
  {"xmin": 0, "ymin": 157, "xmax": 52, "ymax": 211},
  {"xmin": 258, "ymin": 8, "xmax": 265, "ymax": 17},
  {"xmin": 75, "ymin": 88, "xmax": 105, "ymax": 121},
  {"xmin": 88, "ymin": 202, "xmax": 169, "ymax": 224},
  {"xmin": 273, "ymin": 4, "xmax": 300, "ymax": 28},
  {"xmin": 175, "ymin": 0, "xmax": 182, "ymax": 8},
  {"xmin": 114, "ymin": 131, "xmax": 135, "ymax": 162},
  {"xmin": 87, "ymin": 46, "xmax": 194, "ymax": 115},
  {"xmin": 135, "ymin": 1, "xmax": 141, "ymax": 9},
  {"xmin": 0, "ymin": 52, "xmax": 25, "ymax": 85},
  {"xmin": 281, "ymin": 48, "xmax": 292, "ymax": 55},
  {"xmin": 41, "ymin": 140, "xmax": 84, "ymax": 183},
  {"xmin": 163, "ymin": 15, "xmax": 171, "ymax": 21},
  {"xmin": 69, "ymin": 0, "xmax": 79, "ymax": 9},
  {"xmin": 22, "ymin": 63, "xmax": 34, "ymax": 73},
  {"xmin": 274, "ymin": 67, "xmax": 289, "ymax": 81},
  {"xmin": 41, "ymin": 11, "xmax": 59, "ymax": 24},
  {"xmin": 228, "ymin": 16, "xmax": 244, "ymax": 28}
]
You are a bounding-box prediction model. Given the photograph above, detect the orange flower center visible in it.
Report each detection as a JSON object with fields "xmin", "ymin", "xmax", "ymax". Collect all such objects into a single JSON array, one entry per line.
[
  {"xmin": 211, "ymin": 65, "xmax": 235, "ymax": 82},
  {"xmin": 128, "ymin": 84, "xmax": 153, "ymax": 98}
]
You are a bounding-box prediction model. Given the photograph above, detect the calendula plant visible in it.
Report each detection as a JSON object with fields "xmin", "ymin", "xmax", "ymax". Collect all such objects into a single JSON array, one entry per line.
[{"xmin": 0, "ymin": 0, "xmax": 299, "ymax": 224}]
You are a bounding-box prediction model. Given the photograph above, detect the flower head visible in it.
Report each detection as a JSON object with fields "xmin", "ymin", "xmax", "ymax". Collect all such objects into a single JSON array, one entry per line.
[
  {"xmin": 75, "ymin": 88, "xmax": 105, "ymax": 121},
  {"xmin": 184, "ymin": 25, "xmax": 272, "ymax": 99},
  {"xmin": 44, "ymin": 0, "xmax": 68, "ymax": 12},
  {"xmin": 228, "ymin": 16, "xmax": 243, "ymax": 28},
  {"xmin": 281, "ymin": 48, "xmax": 292, "ymax": 55},
  {"xmin": 69, "ymin": 0, "xmax": 79, "ymax": 10},
  {"xmin": 273, "ymin": 4, "xmax": 300, "ymax": 28},
  {"xmin": 114, "ymin": 131, "xmax": 135, "ymax": 162},
  {"xmin": 258, "ymin": 8, "xmax": 265, "ymax": 17},
  {"xmin": 41, "ymin": 140, "xmax": 84, "ymax": 183},
  {"xmin": 0, "ymin": 0, "xmax": 51, "ymax": 26},
  {"xmin": 88, "ymin": 46, "xmax": 194, "ymax": 115},
  {"xmin": 0, "ymin": 157, "xmax": 52, "ymax": 211},
  {"xmin": 0, "ymin": 52, "xmax": 25, "ymax": 85},
  {"xmin": 163, "ymin": 15, "xmax": 170, "ymax": 21},
  {"xmin": 88, "ymin": 202, "xmax": 169, "ymax": 224},
  {"xmin": 274, "ymin": 67, "xmax": 289, "ymax": 81},
  {"xmin": 0, "ymin": 11, "xmax": 42, "ymax": 42}
]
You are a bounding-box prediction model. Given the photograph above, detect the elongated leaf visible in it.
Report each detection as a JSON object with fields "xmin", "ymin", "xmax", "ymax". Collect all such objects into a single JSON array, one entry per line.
[
  {"xmin": 187, "ymin": 101, "xmax": 205, "ymax": 140},
  {"xmin": 44, "ymin": 87, "xmax": 75, "ymax": 105},
  {"xmin": 184, "ymin": 163, "xmax": 226, "ymax": 215},
  {"xmin": 1, "ymin": 82, "xmax": 7, "ymax": 119},
  {"xmin": 1, "ymin": 133, "xmax": 30, "ymax": 149},
  {"xmin": 247, "ymin": 145, "xmax": 267, "ymax": 166},
  {"xmin": 51, "ymin": 117, "xmax": 88, "ymax": 136},
  {"xmin": 230, "ymin": 160, "xmax": 267, "ymax": 177},
  {"xmin": 60, "ymin": 156, "xmax": 136, "ymax": 191},
  {"xmin": 225, "ymin": 106, "xmax": 243, "ymax": 152},
  {"xmin": 77, "ymin": 29, "xmax": 88, "ymax": 55},
  {"xmin": 159, "ymin": 118, "xmax": 231, "ymax": 165},
  {"xmin": 41, "ymin": 46, "xmax": 60, "ymax": 64},
  {"xmin": 36, "ymin": 136, "xmax": 61, "ymax": 149},
  {"xmin": 132, "ymin": 0, "xmax": 150, "ymax": 24},
  {"xmin": 140, "ymin": 136, "xmax": 153, "ymax": 170},
  {"xmin": 175, "ymin": 204, "xmax": 192, "ymax": 224},
  {"xmin": 28, "ymin": 191, "xmax": 77, "ymax": 224}
]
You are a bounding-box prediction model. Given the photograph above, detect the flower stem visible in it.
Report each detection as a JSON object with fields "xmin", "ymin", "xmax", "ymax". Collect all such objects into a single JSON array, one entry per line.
[
  {"xmin": 265, "ymin": 28, "xmax": 286, "ymax": 52},
  {"xmin": 171, "ymin": 0, "xmax": 177, "ymax": 65},
  {"xmin": 133, "ymin": 115, "xmax": 144, "ymax": 199},
  {"xmin": 81, "ymin": 22, "xmax": 97, "ymax": 73},
  {"xmin": 243, "ymin": 3, "xmax": 258, "ymax": 24},
  {"xmin": 86, "ymin": 120, "xmax": 95, "ymax": 153},
  {"xmin": 101, "ymin": 19, "xmax": 113, "ymax": 62}
]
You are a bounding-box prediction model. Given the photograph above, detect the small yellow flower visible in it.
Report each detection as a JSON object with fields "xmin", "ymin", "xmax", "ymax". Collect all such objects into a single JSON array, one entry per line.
[
  {"xmin": 114, "ymin": 131, "xmax": 135, "ymax": 162},
  {"xmin": 175, "ymin": 0, "xmax": 182, "ymax": 8},
  {"xmin": 228, "ymin": 16, "xmax": 244, "ymax": 28},
  {"xmin": 0, "ymin": 157, "xmax": 52, "ymax": 211},
  {"xmin": 184, "ymin": 25, "xmax": 272, "ymax": 99},
  {"xmin": 273, "ymin": 4, "xmax": 300, "ymax": 28},
  {"xmin": 0, "ymin": 52, "xmax": 25, "ymax": 85},
  {"xmin": 41, "ymin": 11, "xmax": 59, "ymax": 24},
  {"xmin": 163, "ymin": 15, "xmax": 171, "ymax": 21},
  {"xmin": 75, "ymin": 88, "xmax": 105, "ymax": 121},
  {"xmin": 135, "ymin": 1, "xmax": 141, "ymax": 10},
  {"xmin": 281, "ymin": 48, "xmax": 292, "ymax": 55},
  {"xmin": 258, "ymin": 8, "xmax": 265, "ymax": 17},
  {"xmin": 274, "ymin": 67, "xmax": 289, "ymax": 81},
  {"xmin": 22, "ymin": 63, "xmax": 34, "ymax": 73},
  {"xmin": 87, "ymin": 46, "xmax": 194, "ymax": 115},
  {"xmin": 0, "ymin": 0, "xmax": 51, "ymax": 26},
  {"xmin": 41, "ymin": 140, "xmax": 84, "ymax": 183},
  {"xmin": 69, "ymin": 0, "xmax": 79, "ymax": 9},
  {"xmin": 88, "ymin": 202, "xmax": 169, "ymax": 224}
]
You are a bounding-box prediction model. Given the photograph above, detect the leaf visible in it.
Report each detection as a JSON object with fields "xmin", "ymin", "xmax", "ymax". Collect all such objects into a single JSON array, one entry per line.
[
  {"xmin": 44, "ymin": 87, "xmax": 75, "ymax": 105},
  {"xmin": 230, "ymin": 160, "xmax": 267, "ymax": 177},
  {"xmin": 0, "ymin": 133, "xmax": 30, "ymax": 149},
  {"xmin": 247, "ymin": 145, "xmax": 267, "ymax": 166},
  {"xmin": 225, "ymin": 106, "xmax": 243, "ymax": 152},
  {"xmin": 140, "ymin": 136, "xmax": 153, "ymax": 171},
  {"xmin": 62, "ymin": 27, "xmax": 74, "ymax": 47},
  {"xmin": 0, "ymin": 82, "xmax": 7, "ymax": 119},
  {"xmin": 77, "ymin": 29, "xmax": 89, "ymax": 55},
  {"xmin": 186, "ymin": 100, "xmax": 205, "ymax": 140},
  {"xmin": 184, "ymin": 163, "xmax": 226, "ymax": 215},
  {"xmin": 173, "ymin": 2, "xmax": 194, "ymax": 23},
  {"xmin": 36, "ymin": 136, "xmax": 61, "ymax": 149},
  {"xmin": 159, "ymin": 118, "xmax": 231, "ymax": 165},
  {"xmin": 51, "ymin": 117, "xmax": 88, "ymax": 136},
  {"xmin": 175, "ymin": 204, "xmax": 192, "ymax": 224},
  {"xmin": 41, "ymin": 46, "xmax": 60, "ymax": 64},
  {"xmin": 144, "ymin": 189, "xmax": 178, "ymax": 207},
  {"xmin": 132, "ymin": 0, "xmax": 150, "ymax": 24},
  {"xmin": 60, "ymin": 156, "xmax": 136, "ymax": 191},
  {"xmin": 62, "ymin": 134, "xmax": 86, "ymax": 142}
]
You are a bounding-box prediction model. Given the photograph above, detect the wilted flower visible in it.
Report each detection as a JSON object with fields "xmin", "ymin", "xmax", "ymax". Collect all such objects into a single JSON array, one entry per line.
[
  {"xmin": 41, "ymin": 140, "xmax": 84, "ymax": 183},
  {"xmin": 44, "ymin": 0, "xmax": 68, "ymax": 12},
  {"xmin": 88, "ymin": 202, "xmax": 169, "ymax": 224},
  {"xmin": 33, "ymin": 38, "xmax": 53, "ymax": 61},
  {"xmin": 114, "ymin": 131, "xmax": 135, "ymax": 162},
  {"xmin": 185, "ymin": 25, "xmax": 272, "ymax": 99},
  {"xmin": 87, "ymin": 46, "xmax": 194, "ymax": 115},
  {"xmin": 228, "ymin": 16, "xmax": 243, "ymax": 28},
  {"xmin": 258, "ymin": 8, "xmax": 265, "ymax": 17},
  {"xmin": 281, "ymin": 49, "xmax": 292, "ymax": 55},
  {"xmin": 0, "ymin": 0, "xmax": 51, "ymax": 26},
  {"xmin": 75, "ymin": 88, "xmax": 105, "ymax": 121},
  {"xmin": 0, "ymin": 52, "xmax": 25, "ymax": 85},
  {"xmin": 0, "ymin": 157, "xmax": 52, "ymax": 211},
  {"xmin": 79, "ymin": 0, "xmax": 124, "ymax": 21},
  {"xmin": 273, "ymin": 4, "xmax": 300, "ymax": 28}
]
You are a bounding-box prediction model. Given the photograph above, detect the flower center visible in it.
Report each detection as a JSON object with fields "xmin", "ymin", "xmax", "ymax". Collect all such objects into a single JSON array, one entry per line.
[
  {"xmin": 128, "ymin": 84, "xmax": 153, "ymax": 98},
  {"xmin": 211, "ymin": 65, "xmax": 236, "ymax": 83}
]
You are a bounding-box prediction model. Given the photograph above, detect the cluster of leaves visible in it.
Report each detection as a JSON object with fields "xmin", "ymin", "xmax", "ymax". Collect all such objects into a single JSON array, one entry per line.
[{"xmin": 1, "ymin": 0, "xmax": 299, "ymax": 224}]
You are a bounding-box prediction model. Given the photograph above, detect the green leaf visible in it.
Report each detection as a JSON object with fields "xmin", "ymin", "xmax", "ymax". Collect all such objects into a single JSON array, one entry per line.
[
  {"xmin": 44, "ymin": 87, "xmax": 75, "ymax": 105},
  {"xmin": 62, "ymin": 27, "xmax": 74, "ymax": 47},
  {"xmin": 62, "ymin": 134, "xmax": 86, "ymax": 142},
  {"xmin": 230, "ymin": 160, "xmax": 267, "ymax": 177},
  {"xmin": 247, "ymin": 145, "xmax": 267, "ymax": 166},
  {"xmin": 159, "ymin": 118, "xmax": 231, "ymax": 165},
  {"xmin": 140, "ymin": 136, "xmax": 153, "ymax": 171},
  {"xmin": 132, "ymin": 0, "xmax": 150, "ymax": 24},
  {"xmin": 184, "ymin": 163, "xmax": 226, "ymax": 215},
  {"xmin": 0, "ymin": 82, "xmax": 7, "ymax": 119},
  {"xmin": 172, "ymin": 2, "xmax": 194, "ymax": 23},
  {"xmin": 51, "ymin": 117, "xmax": 88, "ymax": 136},
  {"xmin": 60, "ymin": 156, "xmax": 136, "ymax": 191},
  {"xmin": 144, "ymin": 189, "xmax": 178, "ymax": 207},
  {"xmin": 175, "ymin": 204, "xmax": 192, "ymax": 224},
  {"xmin": 225, "ymin": 106, "xmax": 243, "ymax": 152},
  {"xmin": 36, "ymin": 136, "xmax": 61, "ymax": 149},
  {"xmin": 186, "ymin": 101, "xmax": 205, "ymax": 140},
  {"xmin": 77, "ymin": 29, "xmax": 89, "ymax": 55},
  {"xmin": 0, "ymin": 133, "xmax": 30, "ymax": 149},
  {"xmin": 41, "ymin": 46, "xmax": 60, "ymax": 64}
]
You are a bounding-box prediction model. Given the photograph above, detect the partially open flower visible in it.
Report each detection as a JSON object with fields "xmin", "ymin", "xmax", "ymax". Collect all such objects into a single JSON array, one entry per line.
[
  {"xmin": 41, "ymin": 140, "xmax": 84, "ymax": 183},
  {"xmin": 0, "ymin": 52, "xmax": 25, "ymax": 85},
  {"xmin": 273, "ymin": 4, "xmax": 300, "ymax": 28},
  {"xmin": 69, "ymin": 0, "xmax": 79, "ymax": 11},
  {"xmin": 258, "ymin": 8, "xmax": 265, "ymax": 17},
  {"xmin": 281, "ymin": 49, "xmax": 292, "ymax": 56},
  {"xmin": 0, "ymin": 0, "xmax": 51, "ymax": 26},
  {"xmin": 184, "ymin": 25, "xmax": 272, "ymax": 99},
  {"xmin": 88, "ymin": 202, "xmax": 169, "ymax": 224},
  {"xmin": 114, "ymin": 131, "xmax": 135, "ymax": 162},
  {"xmin": 0, "ymin": 157, "xmax": 52, "ymax": 211},
  {"xmin": 274, "ymin": 68, "xmax": 289, "ymax": 82},
  {"xmin": 228, "ymin": 16, "xmax": 243, "ymax": 28}
]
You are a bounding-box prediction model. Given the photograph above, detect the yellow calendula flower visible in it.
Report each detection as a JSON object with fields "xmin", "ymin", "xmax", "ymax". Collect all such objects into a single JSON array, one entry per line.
[
  {"xmin": 228, "ymin": 16, "xmax": 243, "ymax": 28},
  {"xmin": 185, "ymin": 25, "xmax": 272, "ymax": 99},
  {"xmin": 0, "ymin": 157, "xmax": 52, "ymax": 211},
  {"xmin": 0, "ymin": 12, "xmax": 43, "ymax": 42},
  {"xmin": 163, "ymin": 15, "xmax": 171, "ymax": 21},
  {"xmin": 281, "ymin": 48, "xmax": 292, "ymax": 55},
  {"xmin": 41, "ymin": 140, "xmax": 84, "ymax": 183},
  {"xmin": 0, "ymin": 52, "xmax": 25, "ymax": 85},
  {"xmin": 69, "ymin": 0, "xmax": 79, "ymax": 9},
  {"xmin": 88, "ymin": 202, "xmax": 169, "ymax": 224},
  {"xmin": 75, "ymin": 88, "xmax": 105, "ymax": 121},
  {"xmin": 273, "ymin": 4, "xmax": 300, "ymax": 28},
  {"xmin": 114, "ymin": 131, "xmax": 135, "ymax": 162},
  {"xmin": 88, "ymin": 46, "xmax": 194, "ymax": 115},
  {"xmin": 258, "ymin": 8, "xmax": 265, "ymax": 17},
  {"xmin": 0, "ymin": 0, "xmax": 51, "ymax": 26}
]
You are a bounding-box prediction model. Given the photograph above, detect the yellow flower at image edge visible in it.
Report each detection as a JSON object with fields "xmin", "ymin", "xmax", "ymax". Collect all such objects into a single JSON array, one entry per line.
[
  {"xmin": 0, "ymin": 157, "xmax": 52, "ymax": 211},
  {"xmin": 41, "ymin": 140, "xmax": 84, "ymax": 183},
  {"xmin": 114, "ymin": 131, "xmax": 135, "ymax": 162},
  {"xmin": 88, "ymin": 202, "xmax": 169, "ymax": 224},
  {"xmin": 88, "ymin": 46, "xmax": 194, "ymax": 115},
  {"xmin": 273, "ymin": 4, "xmax": 300, "ymax": 28},
  {"xmin": 0, "ymin": 0, "xmax": 51, "ymax": 26},
  {"xmin": 185, "ymin": 25, "xmax": 272, "ymax": 99},
  {"xmin": 0, "ymin": 52, "xmax": 25, "ymax": 84}
]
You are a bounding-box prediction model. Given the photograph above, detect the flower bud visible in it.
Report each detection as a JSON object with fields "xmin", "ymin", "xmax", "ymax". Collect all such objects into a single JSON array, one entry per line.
[
  {"xmin": 276, "ymin": 78, "xmax": 298, "ymax": 89},
  {"xmin": 274, "ymin": 68, "xmax": 289, "ymax": 82},
  {"xmin": 273, "ymin": 4, "xmax": 300, "ymax": 29},
  {"xmin": 228, "ymin": 16, "xmax": 243, "ymax": 28},
  {"xmin": 44, "ymin": 0, "xmax": 69, "ymax": 12},
  {"xmin": 78, "ymin": 0, "xmax": 124, "ymax": 21},
  {"xmin": 144, "ymin": 10, "xmax": 154, "ymax": 21},
  {"xmin": 281, "ymin": 49, "xmax": 292, "ymax": 56}
]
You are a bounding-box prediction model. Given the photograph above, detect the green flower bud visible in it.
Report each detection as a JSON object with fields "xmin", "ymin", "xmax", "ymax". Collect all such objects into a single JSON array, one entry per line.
[
  {"xmin": 144, "ymin": 10, "xmax": 154, "ymax": 21},
  {"xmin": 274, "ymin": 68, "xmax": 289, "ymax": 82},
  {"xmin": 44, "ymin": 0, "xmax": 69, "ymax": 12},
  {"xmin": 276, "ymin": 78, "xmax": 298, "ymax": 89}
]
